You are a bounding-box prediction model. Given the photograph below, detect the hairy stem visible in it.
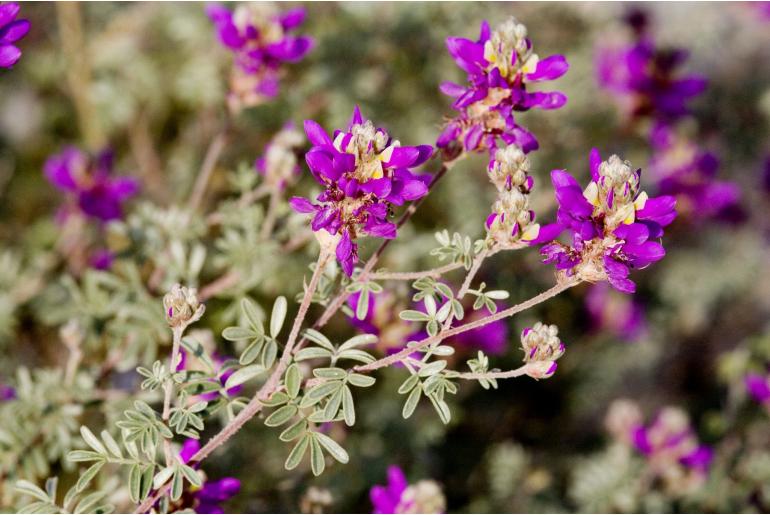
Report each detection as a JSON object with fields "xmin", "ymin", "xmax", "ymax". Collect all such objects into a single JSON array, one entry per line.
[
  {"xmin": 455, "ymin": 365, "xmax": 529, "ymax": 381},
  {"xmin": 369, "ymin": 261, "xmax": 464, "ymax": 281},
  {"xmin": 188, "ymin": 130, "xmax": 228, "ymax": 212},
  {"xmin": 260, "ymin": 187, "xmax": 282, "ymax": 240},
  {"xmin": 135, "ymin": 252, "xmax": 331, "ymax": 513},
  {"xmin": 161, "ymin": 326, "xmax": 183, "ymax": 466},
  {"xmin": 354, "ymin": 279, "xmax": 579, "ymax": 373}
]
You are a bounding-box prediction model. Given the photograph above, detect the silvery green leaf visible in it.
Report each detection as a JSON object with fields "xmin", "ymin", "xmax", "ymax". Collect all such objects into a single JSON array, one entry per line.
[
  {"xmin": 355, "ymin": 289, "xmax": 370, "ymax": 320},
  {"xmin": 347, "ymin": 374, "xmax": 376, "ymax": 388},
  {"xmin": 153, "ymin": 466, "xmax": 175, "ymax": 490},
  {"xmin": 402, "ymin": 387, "xmax": 421, "ymax": 419},
  {"xmin": 435, "ymin": 230, "xmax": 450, "ymax": 246},
  {"xmin": 170, "ymin": 469, "xmax": 184, "ymax": 501},
  {"xmin": 279, "ymin": 419, "xmax": 307, "ymax": 442},
  {"xmin": 419, "ymin": 360, "xmax": 447, "ymax": 377},
  {"xmin": 485, "ymin": 298, "xmax": 497, "ymax": 313},
  {"xmin": 189, "ymin": 401, "xmax": 208, "ymax": 413},
  {"xmin": 306, "ymin": 410, "xmax": 330, "ymax": 423},
  {"xmin": 451, "ymin": 300, "xmax": 464, "ymax": 320},
  {"xmin": 80, "ymin": 426, "xmax": 107, "ymax": 455},
  {"xmin": 426, "ymin": 320, "xmax": 438, "ymax": 336},
  {"xmin": 303, "ymin": 329, "xmax": 334, "ymax": 350},
  {"xmin": 180, "ymin": 464, "xmax": 202, "ymax": 488},
  {"xmin": 322, "ymin": 388, "xmax": 344, "ymax": 421},
  {"xmin": 436, "ymin": 301, "xmax": 452, "ymax": 322},
  {"xmin": 436, "ymin": 283, "xmax": 454, "ymax": 299},
  {"xmin": 398, "ymin": 374, "xmax": 419, "ymax": 394},
  {"xmin": 285, "ymin": 364, "xmax": 301, "ymax": 398},
  {"xmin": 310, "ymin": 435, "xmax": 325, "ymax": 476},
  {"xmin": 225, "ymin": 365, "xmax": 266, "ymax": 389},
  {"xmin": 295, "ymin": 347, "xmax": 333, "ymax": 361},
  {"xmin": 189, "ymin": 244, "xmax": 206, "ymax": 279},
  {"xmin": 445, "ymin": 381, "xmax": 458, "ymax": 394},
  {"xmin": 44, "ymin": 478, "xmax": 57, "ymax": 501},
  {"xmin": 339, "ymin": 333, "xmax": 377, "ymax": 351},
  {"xmin": 270, "ymin": 296, "xmax": 287, "ymax": 338},
  {"xmin": 222, "ymin": 327, "xmax": 257, "ymax": 341},
  {"xmin": 262, "ymin": 339, "xmax": 278, "ymax": 369},
  {"xmin": 315, "ymin": 432, "xmax": 349, "ymax": 464},
  {"xmin": 76, "ymin": 462, "xmax": 104, "ymax": 492},
  {"xmin": 63, "ymin": 484, "xmax": 79, "ymax": 511},
  {"xmin": 336, "ymin": 349, "xmax": 375, "ymax": 364},
  {"xmin": 67, "ymin": 450, "xmax": 103, "ymax": 463},
  {"xmin": 306, "ymin": 381, "xmax": 342, "ymax": 401},
  {"xmin": 285, "ymin": 434, "xmax": 311, "ymax": 470},
  {"xmin": 399, "ymin": 310, "xmax": 430, "ymax": 322},
  {"xmin": 473, "ymin": 296, "xmax": 485, "ymax": 310},
  {"xmin": 74, "ymin": 491, "xmax": 108, "ymax": 514},
  {"xmin": 100, "ymin": 431, "xmax": 122, "ymax": 459},
  {"xmin": 341, "ymin": 386, "xmax": 355, "ymax": 426},
  {"xmin": 429, "ymin": 395, "xmax": 451, "ymax": 424},
  {"xmin": 486, "ymin": 290, "xmax": 509, "ymax": 300},
  {"xmin": 432, "ymin": 345, "xmax": 455, "ymax": 356},
  {"xmin": 128, "ymin": 464, "xmax": 142, "ymax": 503},
  {"xmin": 239, "ymin": 339, "xmax": 264, "ymax": 365},
  {"xmin": 313, "ymin": 367, "xmax": 346, "ymax": 380},
  {"xmin": 15, "ymin": 481, "xmax": 50, "ymax": 503},
  {"xmin": 368, "ymin": 281, "xmax": 383, "ymax": 293},
  {"xmin": 140, "ymin": 465, "xmax": 154, "ymax": 500},
  {"xmin": 423, "ymin": 295, "xmax": 437, "ymax": 316},
  {"xmin": 265, "ymin": 405, "xmax": 298, "ymax": 427},
  {"xmin": 241, "ymin": 298, "xmax": 263, "ymax": 332}
]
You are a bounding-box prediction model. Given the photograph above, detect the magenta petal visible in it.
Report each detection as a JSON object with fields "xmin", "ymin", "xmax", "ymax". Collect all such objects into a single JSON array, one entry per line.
[
  {"xmin": 0, "ymin": 44, "xmax": 21, "ymax": 68},
  {"xmin": 439, "ymin": 81, "xmax": 467, "ymax": 98},
  {"xmin": 278, "ymin": 7, "xmax": 306, "ymax": 30},
  {"xmin": 289, "ymin": 196, "xmax": 316, "ymax": 214},
  {"xmin": 304, "ymin": 119, "xmax": 331, "ymax": 146},
  {"xmin": 1, "ymin": 19, "xmax": 30, "ymax": 44},
  {"xmin": 384, "ymin": 147, "xmax": 419, "ymax": 168},
  {"xmin": 589, "ymin": 148, "xmax": 602, "ymax": 181},
  {"xmin": 526, "ymin": 54, "xmax": 569, "ymax": 81}
]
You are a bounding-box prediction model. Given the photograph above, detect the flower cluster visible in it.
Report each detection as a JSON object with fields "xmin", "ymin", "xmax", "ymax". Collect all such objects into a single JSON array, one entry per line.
[
  {"xmin": 290, "ymin": 106, "xmax": 432, "ymax": 275},
  {"xmin": 438, "ymin": 17, "xmax": 568, "ymax": 154},
  {"xmin": 484, "ymin": 144, "xmax": 562, "ymax": 248},
  {"xmin": 370, "ymin": 465, "xmax": 445, "ymax": 514},
  {"xmin": 648, "ymin": 124, "xmax": 742, "ymax": 222},
  {"xmin": 207, "ymin": 3, "xmax": 313, "ymax": 112},
  {"xmin": 520, "ymin": 322, "xmax": 565, "ymax": 379},
  {"xmin": 163, "ymin": 284, "xmax": 204, "ymax": 328},
  {"xmin": 44, "ymin": 146, "xmax": 139, "ymax": 222},
  {"xmin": 606, "ymin": 400, "xmax": 713, "ymax": 494},
  {"xmin": 0, "ymin": 2, "xmax": 29, "ymax": 69},
  {"xmin": 254, "ymin": 122, "xmax": 305, "ymax": 190},
  {"xmin": 595, "ymin": 9, "xmax": 706, "ymax": 124},
  {"xmin": 539, "ymin": 149, "xmax": 676, "ymax": 293},
  {"xmin": 179, "ymin": 439, "xmax": 240, "ymax": 513}
]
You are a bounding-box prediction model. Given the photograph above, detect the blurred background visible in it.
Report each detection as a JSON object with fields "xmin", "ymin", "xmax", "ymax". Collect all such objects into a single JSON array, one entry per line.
[{"xmin": 1, "ymin": 2, "xmax": 770, "ymax": 513}]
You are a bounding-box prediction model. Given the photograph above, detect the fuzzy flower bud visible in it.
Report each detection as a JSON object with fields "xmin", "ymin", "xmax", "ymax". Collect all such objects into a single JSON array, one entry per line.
[
  {"xmin": 163, "ymin": 284, "xmax": 204, "ymax": 328},
  {"xmin": 524, "ymin": 360, "xmax": 558, "ymax": 380},
  {"xmin": 520, "ymin": 322, "xmax": 565, "ymax": 362}
]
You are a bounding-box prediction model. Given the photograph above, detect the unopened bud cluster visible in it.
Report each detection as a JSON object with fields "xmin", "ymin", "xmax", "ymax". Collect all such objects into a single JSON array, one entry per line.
[
  {"xmin": 163, "ymin": 284, "xmax": 204, "ymax": 328},
  {"xmin": 520, "ymin": 322, "xmax": 565, "ymax": 379},
  {"xmin": 584, "ymin": 154, "xmax": 643, "ymax": 230},
  {"xmin": 485, "ymin": 145, "xmax": 541, "ymax": 247}
]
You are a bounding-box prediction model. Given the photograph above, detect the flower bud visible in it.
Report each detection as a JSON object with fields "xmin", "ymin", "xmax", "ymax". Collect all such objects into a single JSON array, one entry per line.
[
  {"xmin": 524, "ymin": 360, "xmax": 557, "ymax": 380},
  {"xmin": 164, "ymin": 284, "xmax": 204, "ymax": 328},
  {"xmin": 521, "ymin": 322, "xmax": 565, "ymax": 362}
]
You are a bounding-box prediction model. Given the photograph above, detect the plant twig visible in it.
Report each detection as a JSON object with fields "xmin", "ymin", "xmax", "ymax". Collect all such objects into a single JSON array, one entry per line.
[
  {"xmin": 188, "ymin": 130, "xmax": 228, "ymax": 212},
  {"xmin": 369, "ymin": 261, "xmax": 464, "ymax": 281},
  {"xmin": 161, "ymin": 326, "xmax": 183, "ymax": 467},
  {"xmin": 354, "ymin": 279, "xmax": 579, "ymax": 373}
]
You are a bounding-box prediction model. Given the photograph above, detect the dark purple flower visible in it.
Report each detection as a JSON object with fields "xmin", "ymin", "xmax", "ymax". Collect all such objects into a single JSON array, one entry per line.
[
  {"xmin": 648, "ymin": 124, "xmax": 742, "ymax": 223},
  {"xmin": 179, "ymin": 439, "xmax": 240, "ymax": 514},
  {"xmin": 206, "ymin": 4, "xmax": 313, "ymax": 111},
  {"xmin": 291, "ymin": 106, "xmax": 432, "ymax": 275},
  {"xmin": 450, "ymin": 305, "xmax": 508, "ymax": 355},
  {"xmin": 0, "ymin": 3, "xmax": 29, "ymax": 69},
  {"xmin": 746, "ymin": 373, "xmax": 770, "ymax": 405},
  {"xmin": 595, "ymin": 11, "xmax": 706, "ymax": 124},
  {"xmin": 538, "ymin": 149, "xmax": 676, "ymax": 293},
  {"xmin": 1, "ymin": 383, "xmax": 15, "ymax": 401},
  {"xmin": 439, "ymin": 17, "xmax": 568, "ymax": 153},
  {"xmin": 370, "ymin": 466, "xmax": 445, "ymax": 514},
  {"xmin": 630, "ymin": 407, "xmax": 713, "ymax": 477},
  {"xmin": 44, "ymin": 146, "xmax": 139, "ymax": 222},
  {"xmin": 585, "ymin": 282, "xmax": 647, "ymax": 341}
]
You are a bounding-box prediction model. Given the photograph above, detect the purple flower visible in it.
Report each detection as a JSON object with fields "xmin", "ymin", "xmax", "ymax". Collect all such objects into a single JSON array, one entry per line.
[
  {"xmin": 1, "ymin": 383, "xmax": 15, "ymax": 401},
  {"xmin": 179, "ymin": 439, "xmax": 240, "ymax": 514},
  {"xmin": 596, "ymin": 10, "xmax": 706, "ymax": 124},
  {"xmin": 439, "ymin": 17, "xmax": 568, "ymax": 153},
  {"xmin": 44, "ymin": 146, "xmax": 139, "ymax": 222},
  {"xmin": 585, "ymin": 282, "xmax": 647, "ymax": 341},
  {"xmin": 370, "ymin": 465, "xmax": 445, "ymax": 514},
  {"xmin": 0, "ymin": 3, "xmax": 29, "ymax": 69},
  {"xmin": 207, "ymin": 4, "xmax": 313, "ymax": 111},
  {"xmin": 648, "ymin": 124, "xmax": 742, "ymax": 223},
  {"xmin": 630, "ymin": 407, "xmax": 713, "ymax": 477},
  {"xmin": 291, "ymin": 106, "xmax": 432, "ymax": 275},
  {"xmin": 449, "ymin": 305, "xmax": 508, "ymax": 356},
  {"xmin": 745, "ymin": 373, "xmax": 770, "ymax": 405},
  {"xmin": 538, "ymin": 149, "xmax": 676, "ymax": 294}
]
